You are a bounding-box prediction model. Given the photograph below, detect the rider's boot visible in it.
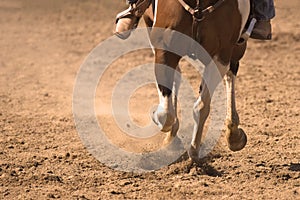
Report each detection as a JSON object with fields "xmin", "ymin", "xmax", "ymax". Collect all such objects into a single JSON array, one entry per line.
[
  {"xmin": 250, "ymin": 0, "xmax": 275, "ymax": 40},
  {"xmin": 115, "ymin": 0, "xmax": 151, "ymax": 39},
  {"xmin": 250, "ymin": 20, "xmax": 272, "ymax": 40}
]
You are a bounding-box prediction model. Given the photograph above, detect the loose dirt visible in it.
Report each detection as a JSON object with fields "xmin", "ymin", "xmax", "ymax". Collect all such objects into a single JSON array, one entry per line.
[{"xmin": 0, "ymin": 0, "xmax": 299, "ymax": 199}]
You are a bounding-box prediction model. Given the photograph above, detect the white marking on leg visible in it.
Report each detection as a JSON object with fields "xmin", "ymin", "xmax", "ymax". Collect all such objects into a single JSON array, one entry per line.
[
  {"xmin": 224, "ymin": 70, "xmax": 247, "ymax": 151},
  {"xmin": 237, "ymin": 0, "xmax": 251, "ymax": 36},
  {"xmin": 172, "ymin": 66, "xmax": 181, "ymax": 113},
  {"xmin": 225, "ymin": 71, "xmax": 239, "ymax": 126},
  {"xmin": 153, "ymin": 0, "xmax": 159, "ymax": 27},
  {"xmin": 191, "ymin": 95, "xmax": 203, "ymax": 148},
  {"xmin": 153, "ymin": 87, "xmax": 175, "ymax": 131}
]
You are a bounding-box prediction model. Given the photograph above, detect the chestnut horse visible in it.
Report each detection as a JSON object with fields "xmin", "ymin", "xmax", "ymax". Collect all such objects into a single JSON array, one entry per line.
[{"xmin": 143, "ymin": 0, "xmax": 250, "ymax": 161}]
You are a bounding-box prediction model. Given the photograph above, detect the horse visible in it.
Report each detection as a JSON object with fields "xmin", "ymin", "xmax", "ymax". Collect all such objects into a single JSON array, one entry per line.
[{"xmin": 142, "ymin": 0, "xmax": 250, "ymax": 162}]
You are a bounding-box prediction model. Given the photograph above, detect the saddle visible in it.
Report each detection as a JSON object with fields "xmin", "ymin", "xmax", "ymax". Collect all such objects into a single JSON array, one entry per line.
[{"xmin": 116, "ymin": 0, "xmax": 262, "ymax": 42}]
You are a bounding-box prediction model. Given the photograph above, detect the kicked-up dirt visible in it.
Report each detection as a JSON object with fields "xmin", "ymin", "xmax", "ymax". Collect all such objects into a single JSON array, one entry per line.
[{"xmin": 0, "ymin": 0, "xmax": 299, "ymax": 199}]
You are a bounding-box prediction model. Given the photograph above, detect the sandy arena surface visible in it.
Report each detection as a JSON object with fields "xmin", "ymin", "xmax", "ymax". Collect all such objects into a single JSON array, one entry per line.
[{"xmin": 0, "ymin": 0, "xmax": 299, "ymax": 199}]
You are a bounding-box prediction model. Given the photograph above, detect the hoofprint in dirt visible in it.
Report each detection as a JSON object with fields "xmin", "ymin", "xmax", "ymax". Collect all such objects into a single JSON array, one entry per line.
[{"xmin": 0, "ymin": 0, "xmax": 299, "ymax": 199}]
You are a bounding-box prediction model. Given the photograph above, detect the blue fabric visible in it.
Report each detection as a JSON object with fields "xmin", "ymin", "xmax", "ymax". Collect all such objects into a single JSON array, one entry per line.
[
  {"xmin": 127, "ymin": 0, "xmax": 138, "ymax": 4},
  {"xmin": 253, "ymin": 0, "xmax": 275, "ymax": 20}
]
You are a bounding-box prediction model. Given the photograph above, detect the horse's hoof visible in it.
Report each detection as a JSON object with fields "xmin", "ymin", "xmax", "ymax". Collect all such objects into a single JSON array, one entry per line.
[
  {"xmin": 151, "ymin": 110, "xmax": 175, "ymax": 132},
  {"xmin": 226, "ymin": 128, "xmax": 247, "ymax": 151},
  {"xmin": 188, "ymin": 146, "xmax": 200, "ymax": 163},
  {"xmin": 162, "ymin": 120, "xmax": 179, "ymax": 146}
]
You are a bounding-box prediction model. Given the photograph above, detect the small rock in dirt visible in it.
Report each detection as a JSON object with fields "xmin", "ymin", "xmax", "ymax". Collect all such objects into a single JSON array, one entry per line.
[
  {"xmin": 33, "ymin": 161, "xmax": 41, "ymax": 167},
  {"xmin": 189, "ymin": 167, "xmax": 198, "ymax": 176},
  {"xmin": 110, "ymin": 190, "xmax": 123, "ymax": 195},
  {"xmin": 78, "ymin": 195, "xmax": 90, "ymax": 200},
  {"xmin": 10, "ymin": 170, "xmax": 17, "ymax": 177},
  {"xmin": 281, "ymin": 174, "xmax": 292, "ymax": 180},
  {"xmin": 120, "ymin": 180, "xmax": 132, "ymax": 186},
  {"xmin": 44, "ymin": 175, "xmax": 63, "ymax": 183},
  {"xmin": 47, "ymin": 193, "xmax": 55, "ymax": 198},
  {"xmin": 111, "ymin": 164, "xmax": 118, "ymax": 169},
  {"xmin": 133, "ymin": 183, "xmax": 139, "ymax": 187},
  {"xmin": 256, "ymin": 163, "xmax": 266, "ymax": 167},
  {"xmin": 17, "ymin": 167, "xmax": 24, "ymax": 172},
  {"xmin": 265, "ymin": 99, "xmax": 274, "ymax": 103},
  {"xmin": 47, "ymin": 193, "xmax": 60, "ymax": 199},
  {"xmin": 203, "ymin": 182, "xmax": 209, "ymax": 187},
  {"xmin": 265, "ymin": 123, "xmax": 269, "ymax": 127}
]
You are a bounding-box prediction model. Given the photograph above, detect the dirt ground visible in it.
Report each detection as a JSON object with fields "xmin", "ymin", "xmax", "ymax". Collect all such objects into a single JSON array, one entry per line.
[{"xmin": 0, "ymin": 0, "xmax": 299, "ymax": 199}]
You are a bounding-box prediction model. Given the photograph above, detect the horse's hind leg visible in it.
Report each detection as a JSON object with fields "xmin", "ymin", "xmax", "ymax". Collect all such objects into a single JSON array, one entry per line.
[{"xmin": 224, "ymin": 62, "xmax": 247, "ymax": 151}]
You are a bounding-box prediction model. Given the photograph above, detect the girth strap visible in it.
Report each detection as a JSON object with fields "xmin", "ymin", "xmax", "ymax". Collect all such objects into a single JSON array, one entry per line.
[
  {"xmin": 177, "ymin": 0, "xmax": 226, "ymax": 21},
  {"xmin": 177, "ymin": 0, "xmax": 226, "ymax": 42}
]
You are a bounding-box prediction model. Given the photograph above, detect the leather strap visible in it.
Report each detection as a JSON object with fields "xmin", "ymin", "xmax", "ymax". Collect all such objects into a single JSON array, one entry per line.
[
  {"xmin": 177, "ymin": 0, "xmax": 226, "ymax": 21},
  {"xmin": 177, "ymin": 0, "xmax": 196, "ymax": 15},
  {"xmin": 132, "ymin": 0, "xmax": 152, "ymax": 17}
]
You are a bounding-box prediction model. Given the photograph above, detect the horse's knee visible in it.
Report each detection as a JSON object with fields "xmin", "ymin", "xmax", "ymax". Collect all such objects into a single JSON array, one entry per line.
[{"xmin": 193, "ymin": 96, "xmax": 211, "ymax": 122}]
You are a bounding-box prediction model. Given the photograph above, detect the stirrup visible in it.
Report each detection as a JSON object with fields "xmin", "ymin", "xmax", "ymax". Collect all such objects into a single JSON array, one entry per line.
[{"xmin": 238, "ymin": 18, "xmax": 257, "ymax": 44}]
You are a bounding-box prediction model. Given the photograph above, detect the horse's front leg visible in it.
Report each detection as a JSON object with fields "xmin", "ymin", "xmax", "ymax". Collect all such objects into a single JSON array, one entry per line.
[
  {"xmin": 189, "ymin": 58, "xmax": 228, "ymax": 162},
  {"xmin": 188, "ymin": 80, "xmax": 211, "ymax": 161},
  {"xmin": 224, "ymin": 62, "xmax": 247, "ymax": 151},
  {"xmin": 163, "ymin": 65, "xmax": 181, "ymax": 145},
  {"xmin": 152, "ymin": 49, "xmax": 181, "ymax": 143}
]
